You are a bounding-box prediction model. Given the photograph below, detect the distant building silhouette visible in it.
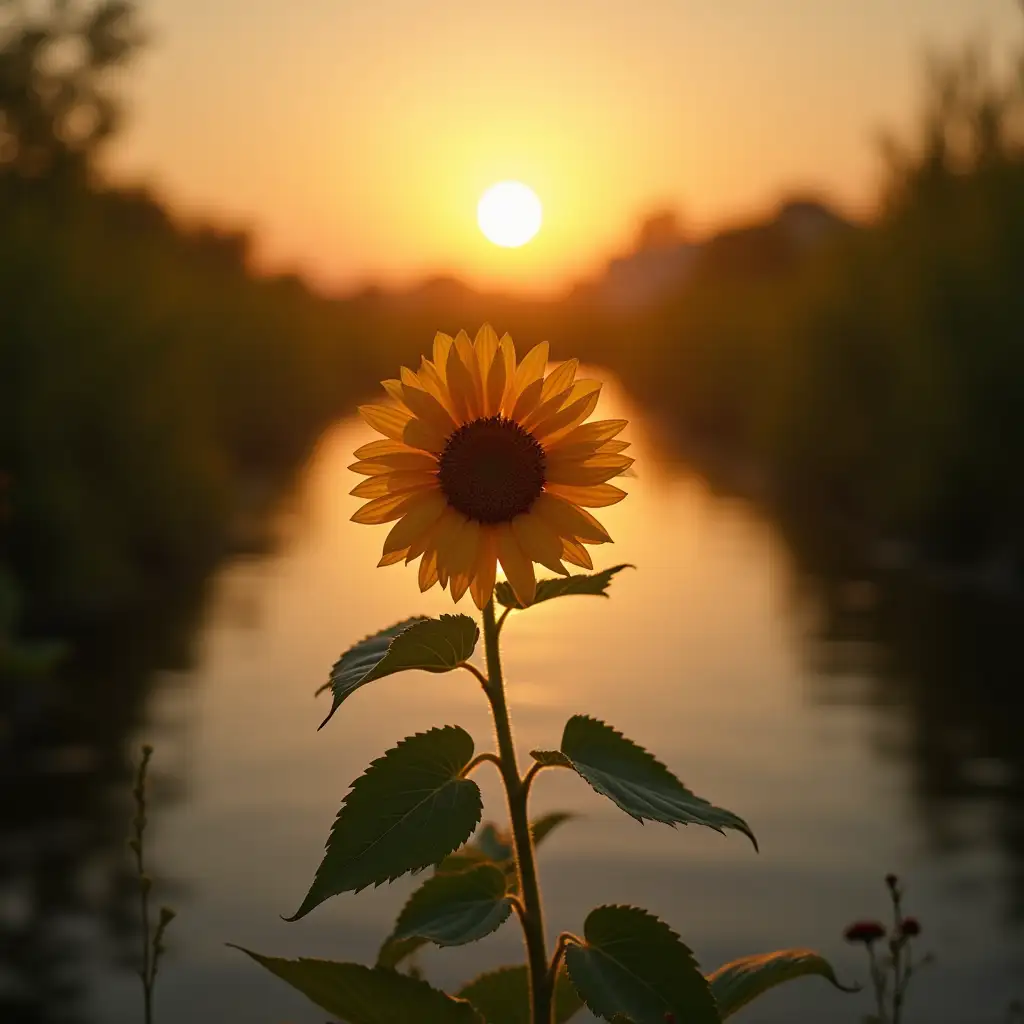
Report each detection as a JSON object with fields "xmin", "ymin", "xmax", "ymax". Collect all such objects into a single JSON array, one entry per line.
[{"xmin": 595, "ymin": 198, "xmax": 850, "ymax": 309}]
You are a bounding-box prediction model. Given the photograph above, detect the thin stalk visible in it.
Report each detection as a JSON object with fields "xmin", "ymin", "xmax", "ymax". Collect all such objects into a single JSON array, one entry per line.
[
  {"xmin": 890, "ymin": 886, "xmax": 905, "ymax": 1024},
  {"xmin": 460, "ymin": 751, "xmax": 503, "ymax": 778},
  {"xmin": 131, "ymin": 746, "xmax": 155, "ymax": 1024},
  {"xmin": 457, "ymin": 661, "xmax": 490, "ymax": 690},
  {"xmin": 545, "ymin": 931, "xmax": 579, "ymax": 993},
  {"xmin": 482, "ymin": 597, "xmax": 552, "ymax": 1024},
  {"xmin": 867, "ymin": 945, "xmax": 888, "ymax": 1024}
]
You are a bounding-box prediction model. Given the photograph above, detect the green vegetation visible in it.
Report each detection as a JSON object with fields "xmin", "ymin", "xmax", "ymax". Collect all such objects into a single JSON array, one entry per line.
[
  {"xmin": 0, "ymin": 0, "xmax": 371, "ymax": 637},
  {"xmin": 5, "ymin": 4, "xmax": 1022, "ymax": 653},
  {"xmin": 567, "ymin": 40, "xmax": 1024, "ymax": 574},
  {"xmin": 241, "ymin": 582, "xmax": 854, "ymax": 1023}
]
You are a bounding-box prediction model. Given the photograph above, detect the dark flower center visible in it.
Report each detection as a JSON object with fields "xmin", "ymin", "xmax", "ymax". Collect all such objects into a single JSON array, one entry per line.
[{"xmin": 438, "ymin": 415, "xmax": 546, "ymax": 524}]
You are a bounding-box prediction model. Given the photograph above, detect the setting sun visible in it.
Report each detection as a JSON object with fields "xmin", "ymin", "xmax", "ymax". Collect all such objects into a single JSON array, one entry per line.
[{"xmin": 477, "ymin": 181, "xmax": 543, "ymax": 248}]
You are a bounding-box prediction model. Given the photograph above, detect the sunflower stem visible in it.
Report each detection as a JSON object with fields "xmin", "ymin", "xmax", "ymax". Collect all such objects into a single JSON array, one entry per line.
[{"xmin": 482, "ymin": 597, "xmax": 552, "ymax": 1024}]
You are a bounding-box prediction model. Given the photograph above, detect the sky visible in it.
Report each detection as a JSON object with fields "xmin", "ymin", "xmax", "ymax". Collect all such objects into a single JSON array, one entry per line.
[{"xmin": 106, "ymin": 0, "xmax": 1022, "ymax": 295}]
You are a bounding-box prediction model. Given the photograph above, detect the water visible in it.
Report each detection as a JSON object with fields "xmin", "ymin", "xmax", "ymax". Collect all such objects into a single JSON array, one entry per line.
[{"xmin": 40, "ymin": 381, "xmax": 1024, "ymax": 1022}]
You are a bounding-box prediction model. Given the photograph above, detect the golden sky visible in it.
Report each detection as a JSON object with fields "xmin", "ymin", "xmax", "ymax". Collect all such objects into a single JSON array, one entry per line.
[{"xmin": 106, "ymin": 0, "xmax": 1020, "ymax": 295}]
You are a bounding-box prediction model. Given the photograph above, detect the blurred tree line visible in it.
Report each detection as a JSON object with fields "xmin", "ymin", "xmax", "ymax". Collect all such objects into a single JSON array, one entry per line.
[
  {"xmin": 4, "ymin": 0, "xmax": 1024, "ymax": 656},
  {"xmin": 565, "ymin": 38, "xmax": 1024, "ymax": 577},
  {"xmin": 0, "ymin": 0, "xmax": 380, "ymax": 640}
]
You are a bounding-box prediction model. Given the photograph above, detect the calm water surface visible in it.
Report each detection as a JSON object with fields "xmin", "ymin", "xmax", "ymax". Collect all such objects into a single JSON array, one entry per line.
[{"xmin": 93, "ymin": 383, "xmax": 1023, "ymax": 1023}]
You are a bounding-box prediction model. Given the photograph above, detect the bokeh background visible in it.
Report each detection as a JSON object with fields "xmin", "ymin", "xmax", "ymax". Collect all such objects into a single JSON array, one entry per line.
[{"xmin": 3, "ymin": 1, "xmax": 1024, "ymax": 1021}]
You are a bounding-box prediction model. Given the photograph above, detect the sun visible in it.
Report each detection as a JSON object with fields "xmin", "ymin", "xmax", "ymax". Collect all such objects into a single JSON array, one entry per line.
[{"xmin": 477, "ymin": 181, "xmax": 543, "ymax": 248}]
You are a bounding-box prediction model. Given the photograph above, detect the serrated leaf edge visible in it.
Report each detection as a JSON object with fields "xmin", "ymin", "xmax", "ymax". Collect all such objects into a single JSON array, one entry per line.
[
  {"xmin": 230, "ymin": 945, "xmax": 484, "ymax": 1022},
  {"xmin": 557, "ymin": 714, "xmax": 758, "ymax": 850},
  {"xmin": 319, "ymin": 614, "xmax": 478, "ymax": 728},
  {"xmin": 566, "ymin": 904, "xmax": 714, "ymax": 1023},
  {"xmin": 288, "ymin": 725, "xmax": 481, "ymax": 917},
  {"xmin": 389, "ymin": 862, "xmax": 513, "ymax": 947},
  {"xmin": 497, "ymin": 564, "xmax": 635, "ymax": 609}
]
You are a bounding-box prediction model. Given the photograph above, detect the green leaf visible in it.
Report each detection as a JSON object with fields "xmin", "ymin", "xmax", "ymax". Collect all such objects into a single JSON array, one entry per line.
[
  {"xmin": 435, "ymin": 844, "xmax": 496, "ymax": 877},
  {"xmin": 531, "ymin": 715, "xmax": 757, "ymax": 849},
  {"xmin": 233, "ymin": 946, "xmax": 482, "ymax": 1023},
  {"xmin": 531, "ymin": 811, "xmax": 577, "ymax": 847},
  {"xmin": 563, "ymin": 905, "xmax": 718, "ymax": 1024},
  {"xmin": 319, "ymin": 615, "xmax": 479, "ymax": 727},
  {"xmin": 475, "ymin": 823, "xmax": 513, "ymax": 863},
  {"xmin": 708, "ymin": 948, "xmax": 858, "ymax": 1019},
  {"xmin": 457, "ymin": 964, "xmax": 584, "ymax": 1024},
  {"xmin": 375, "ymin": 933, "xmax": 427, "ymax": 971},
  {"xmin": 530, "ymin": 749, "xmax": 573, "ymax": 769},
  {"xmin": 435, "ymin": 812, "xmax": 576, "ymax": 880},
  {"xmin": 495, "ymin": 564, "xmax": 633, "ymax": 609},
  {"xmin": 289, "ymin": 726, "xmax": 482, "ymax": 918},
  {"xmin": 390, "ymin": 863, "xmax": 513, "ymax": 947}
]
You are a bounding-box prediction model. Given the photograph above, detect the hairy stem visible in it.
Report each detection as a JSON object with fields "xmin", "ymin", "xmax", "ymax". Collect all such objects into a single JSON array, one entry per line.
[
  {"xmin": 131, "ymin": 746, "xmax": 154, "ymax": 1024},
  {"xmin": 460, "ymin": 751, "xmax": 503, "ymax": 778},
  {"xmin": 482, "ymin": 597, "xmax": 551, "ymax": 1024},
  {"xmin": 546, "ymin": 931, "xmax": 579, "ymax": 993},
  {"xmin": 457, "ymin": 661, "xmax": 490, "ymax": 689}
]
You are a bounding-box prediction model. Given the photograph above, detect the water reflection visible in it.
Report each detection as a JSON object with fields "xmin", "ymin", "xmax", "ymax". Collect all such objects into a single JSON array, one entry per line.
[
  {"xmin": 801, "ymin": 568, "xmax": 1024, "ymax": 921},
  {"xmin": 5, "ymin": 376, "xmax": 1023, "ymax": 1023},
  {"xmin": 0, "ymin": 575, "xmax": 208, "ymax": 1024}
]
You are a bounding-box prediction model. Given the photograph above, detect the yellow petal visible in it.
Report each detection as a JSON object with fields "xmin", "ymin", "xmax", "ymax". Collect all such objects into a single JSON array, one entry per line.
[
  {"xmin": 407, "ymin": 506, "xmax": 456, "ymax": 563},
  {"xmin": 380, "ymin": 378, "xmax": 407, "ymax": 404},
  {"xmin": 470, "ymin": 528, "xmax": 499, "ymax": 610},
  {"xmin": 475, "ymin": 324, "xmax": 500, "ymax": 413},
  {"xmin": 348, "ymin": 450, "xmax": 438, "ymax": 476},
  {"xmin": 497, "ymin": 334, "xmax": 517, "ymax": 410},
  {"xmin": 381, "ymin": 491, "xmax": 448, "ymax": 555},
  {"xmin": 520, "ymin": 386, "xmax": 571, "ymax": 433},
  {"xmin": 546, "ymin": 483, "xmax": 627, "ymax": 508},
  {"xmin": 546, "ymin": 419, "xmax": 628, "ymax": 452},
  {"xmin": 350, "ymin": 470, "xmax": 438, "ymax": 498},
  {"xmin": 433, "ymin": 509, "xmax": 471, "ymax": 582},
  {"xmin": 540, "ymin": 358, "xmax": 578, "ymax": 402},
  {"xmin": 543, "ymin": 437, "xmax": 630, "ymax": 463},
  {"xmin": 445, "ymin": 341, "xmax": 477, "ymax": 425},
  {"xmin": 512, "ymin": 512, "xmax": 568, "ymax": 576},
  {"xmin": 561, "ymin": 536, "xmax": 594, "ymax": 569},
  {"xmin": 418, "ymin": 357, "xmax": 454, "ymax": 413},
  {"xmin": 546, "ymin": 454, "xmax": 634, "ymax": 486},
  {"xmin": 532, "ymin": 385, "xmax": 602, "ymax": 442},
  {"xmin": 418, "ymin": 548, "xmax": 440, "ymax": 591},
  {"xmin": 448, "ymin": 519, "xmax": 481, "ymax": 605},
  {"xmin": 433, "ymin": 332, "xmax": 454, "ymax": 373},
  {"xmin": 455, "ymin": 330, "xmax": 483, "ymax": 419},
  {"xmin": 485, "ymin": 347, "xmax": 508, "ymax": 420},
  {"xmin": 402, "ymin": 417, "xmax": 448, "ymax": 454},
  {"xmin": 510, "ymin": 377, "xmax": 544, "ymax": 423},
  {"xmin": 378, "ymin": 547, "xmax": 409, "ymax": 567},
  {"xmin": 532, "ymin": 492, "xmax": 612, "ymax": 544},
  {"xmin": 401, "ymin": 381, "xmax": 458, "ymax": 436},
  {"xmin": 497, "ymin": 524, "xmax": 536, "ymax": 606},
  {"xmin": 351, "ymin": 489, "xmax": 429, "ymax": 525},
  {"xmin": 358, "ymin": 403, "xmax": 413, "ymax": 441},
  {"xmin": 353, "ymin": 438, "xmax": 421, "ymax": 460},
  {"xmin": 506, "ymin": 341, "xmax": 548, "ymax": 413}
]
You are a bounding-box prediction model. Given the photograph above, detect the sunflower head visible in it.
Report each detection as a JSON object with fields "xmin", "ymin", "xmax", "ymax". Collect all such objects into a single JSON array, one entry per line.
[{"xmin": 350, "ymin": 325, "xmax": 631, "ymax": 609}]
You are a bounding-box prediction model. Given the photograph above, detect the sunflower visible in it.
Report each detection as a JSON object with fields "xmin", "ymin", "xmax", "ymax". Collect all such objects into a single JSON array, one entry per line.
[{"xmin": 349, "ymin": 325, "xmax": 631, "ymax": 609}]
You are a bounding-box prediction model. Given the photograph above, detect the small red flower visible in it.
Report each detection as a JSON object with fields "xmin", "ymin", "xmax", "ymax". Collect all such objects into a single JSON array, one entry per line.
[
  {"xmin": 844, "ymin": 920, "xmax": 887, "ymax": 944},
  {"xmin": 899, "ymin": 916, "xmax": 921, "ymax": 938},
  {"xmin": 885, "ymin": 873, "xmax": 899, "ymax": 891}
]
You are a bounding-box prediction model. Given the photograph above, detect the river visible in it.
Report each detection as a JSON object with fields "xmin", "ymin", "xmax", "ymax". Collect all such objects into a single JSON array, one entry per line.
[{"xmin": 84, "ymin": 378, "xmax": 1022, "ymax": 1023}]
